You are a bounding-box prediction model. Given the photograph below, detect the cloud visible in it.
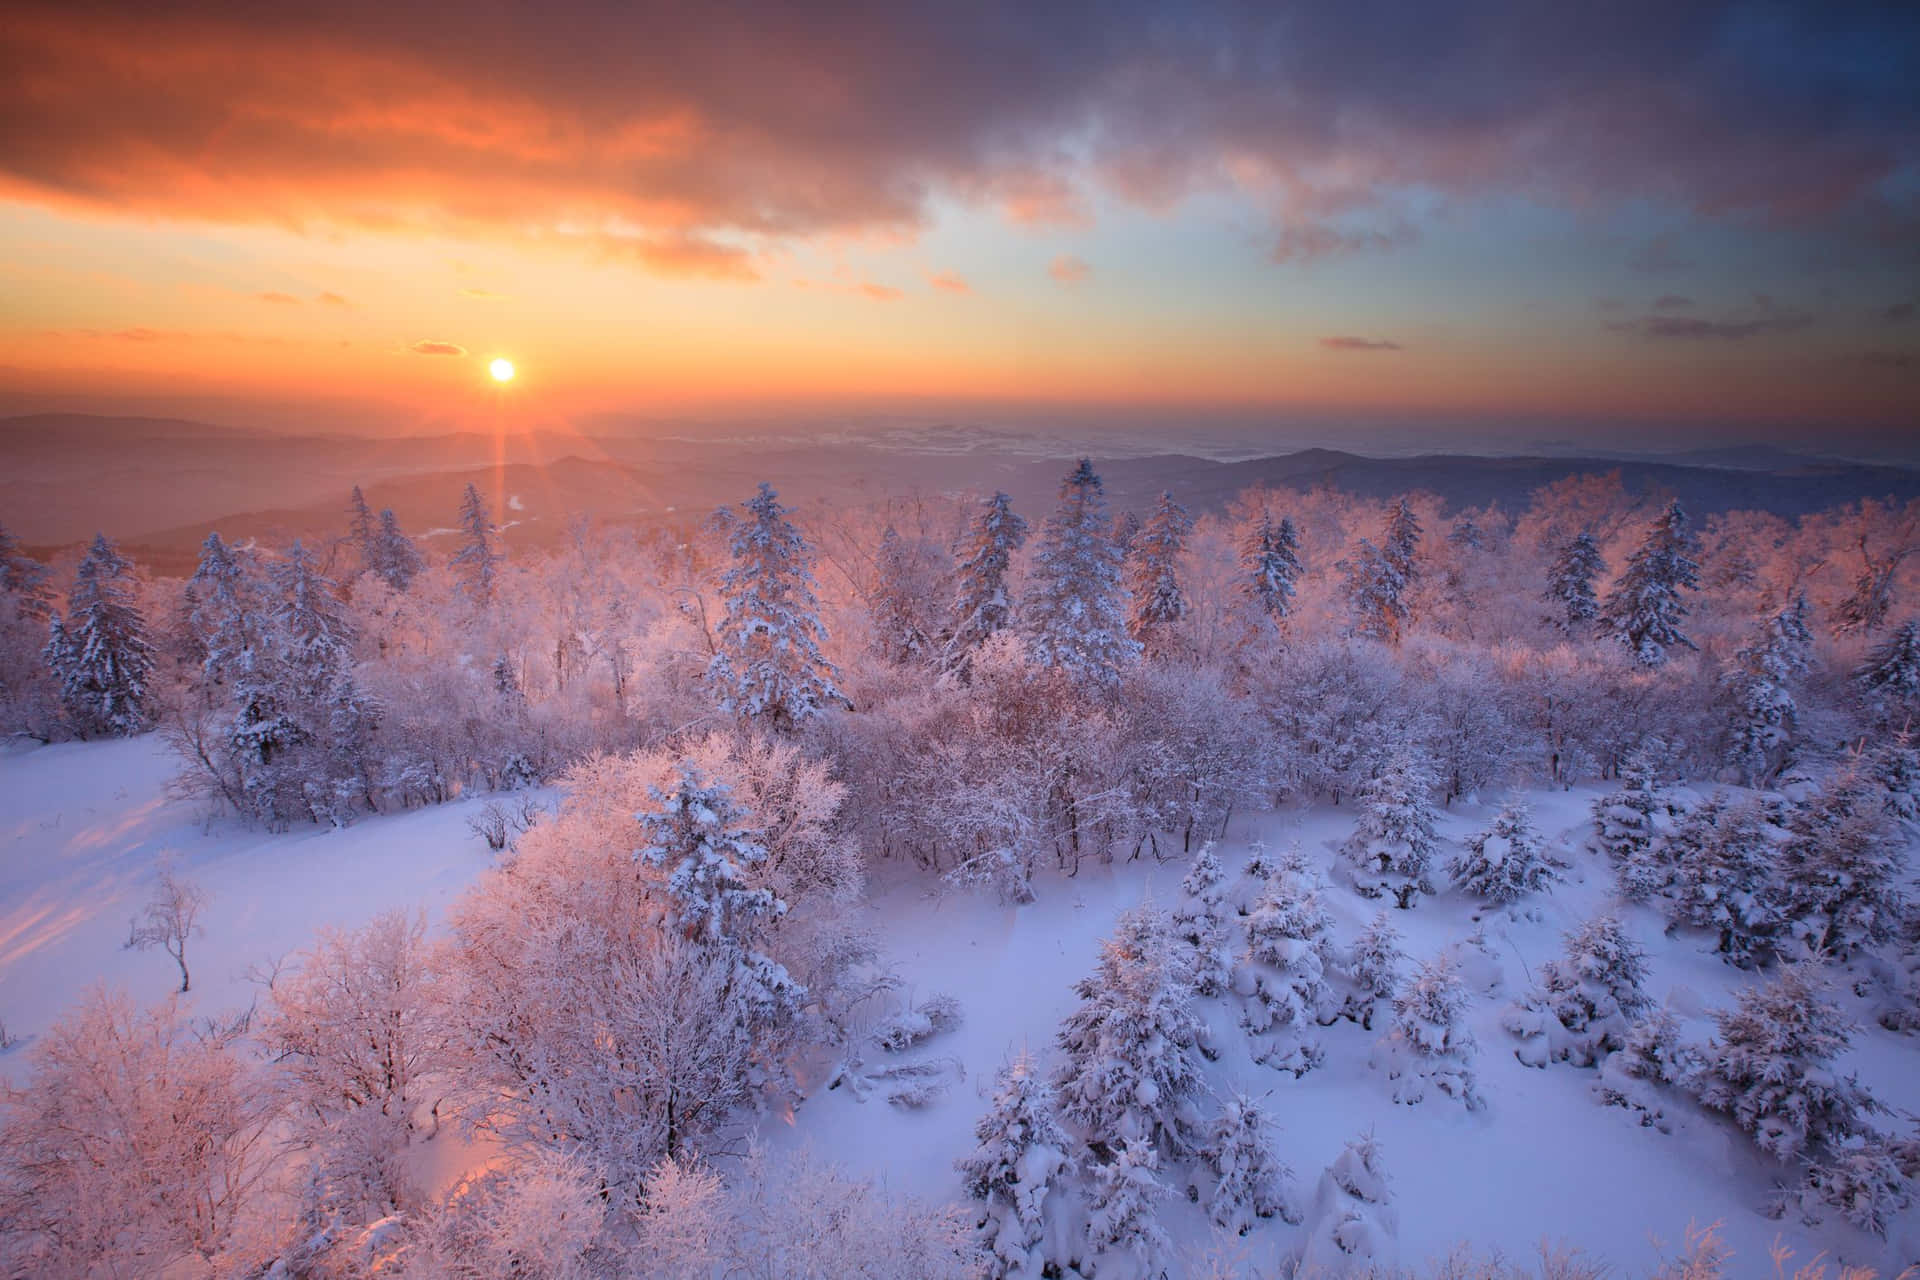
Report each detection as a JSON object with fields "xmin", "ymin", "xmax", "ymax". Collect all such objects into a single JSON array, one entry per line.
[
  {"xmin": 1319, "ymin": 336, "xmax": 1403, "ymax": 352},
  {"xmin": 859, "ymin": 282, "xmax": 903, "ymax": 302},
  {"xmin": 1653, "ymin": 294, "xmax": 1695, "ymax": 311},
  {"xmin": 1608, "ymin": 300, "xmax": 1812, "ymax": 340},
  {"xmin": 927, "ymin": 271, "xmax": 971, "ymax": 295},
  {"xmin": 2, "ymin": 1, "xmax": 1911, "ymax": 278},
  {"xmin": 409, "ymin": 339, "xmax": 467, "ymax": 356},
  {"xmin": 316, "ymin": 291, "xmax": 349, "ymax": 305},
  {"xmin": 460, "ymin": 287, "xmax": 509, "ymax": 300},
  {"xmin": 257, "ymin": 290, "xmax": 300, "ymax": 304},
  {"xmin": 1048, "ymin": 254, "xmax": 1091, "ymax": 286}
]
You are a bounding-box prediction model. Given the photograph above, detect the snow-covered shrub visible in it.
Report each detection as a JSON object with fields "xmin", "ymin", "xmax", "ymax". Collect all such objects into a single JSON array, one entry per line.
[
  {"xmin": 1505, "ymin": 914, "xmax": 1651, "ymax": 1068},
  {"xmin": 957, "ymin": 1054, "xmax": 1075, "ymax": 1279},
  {"xmin": 1663, "ymin": 794, "xmax": 1784, "ymax": 967},
  {"xmin": 1375, "ymin": 954, "xmax": 1482, "ymax": 1109},
  {"xmin": 1867, "ymin": 734, "xmax": 1920, "ymax": 821},
  {"xmin": 1774, "ymin": 775, "xmax": 1907, "ymax": 960},
  {"xmin": 1054, "ymin": 906, "xmax": 1209, "ymax": 1158},
  {"xmin": 1593, "ymin": 1004, "xmax": 1694, "ymax": 1131},
  {"xmin": 1082, "ymin": 1138, "xmax": 1173, "ymax": 1280},
  {"xmin": 1687, "ymin": 966, "xmax": 1876, "ymax": 1162},
  {"xmin": 1447, "ymin": 799, "xmax": 1566, "ymax": 904},
  {"xmin": 402, "ymin": 1148, "xmax": 608, "ymax": 1280},
  {"xmin": 874, "ymin": 992, "xmax": 964, "ymax": 1053},
  {"xmin": 1340, "ymin": 910, "xmax": 1406, "ymax": 1029},
  {"xmin": 1799, "ymin": 1136, "xmax": 1917, "ymax": 1237},
  {"xmin": 1201, "ymin": 1094, "xmax": 1297, "ymax": 1235},
  {"xmin": 1341, "ymin": 745, "xmax": 1443, "ymax": 906},
  {"xmin": 1297, "ymin": 1132, "xmax": 1398, "ymax": 1274}
]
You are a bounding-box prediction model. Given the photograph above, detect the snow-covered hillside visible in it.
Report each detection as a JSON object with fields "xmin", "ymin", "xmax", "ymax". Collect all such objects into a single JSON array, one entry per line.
[{"xmin": 5, "ymin": 735, "xmax": 1915, "ymax": 1274}]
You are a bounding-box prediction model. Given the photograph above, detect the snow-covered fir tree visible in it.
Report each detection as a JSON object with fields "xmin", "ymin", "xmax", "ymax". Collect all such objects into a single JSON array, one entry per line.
[
  {"xmin": 1601, "ymin": 499, "xmax": 1700, "ymax": 667},
  {"xmin": 1382, "ymin": 498, "xmax": 1421, "ymax": 587},
  {"xmin": 1111, "ymin": 509, "xmax": 1142, "ymax": 563},
  {"xmin": 1340, "ymin": 746, "xmax": 1442, "ymax": 906},
  {"xmin": 451, "ymin": 483, "xmax": 501, "ymax": 603},
  {"xmin": 1663, "ymin": 794, "xmax": 1782, "ymax": 967},
  {"xmin": 185, "ymin": 531, "xmax": 265, "ymax": 688},
  {"xmin": 347, "ymin": 485, "xmax": 376, "ymax": 571},
  {"xmin": 1592, "ymin": 737, "xmax": 1670, "ymax": 870},
  {"xmin": 1240, "ymin": 860, "xmax": 1338, "ymax": 1042},
  {"xmin": 1125, "ymin": 490, "xmax": 1193, "ymax": 653},
  {"xmin": 1801, "ymin": 1134, "xmax": 1920, "ymax": 1238},
  {"xmin": 1722, "ymin": 595, "xmax": 1813, "ymax": 785},
  {"xmin": 1024, "ymin": 459, "xmax": 1139, "ymax": 687},
  {"xmin": 0, "ymin": 521, "xmax": 52, "ymax": 617},
  {"xmin": 1202, "ymin": 1094, "xmax": 1295, "ymax": 1236},
  {"xmin": 706, "ymin": 483, "xmax": 844, "ymax": 729},
  {"xmin": 1775, "ymin": 776, "xmax": 1906, "ymax": 959},
  {"xmin": 870, "ymin": 526, "xmax": 935, "ymax": 666},
  {"xmin": 1171, "ymin": 843, "xmax": 1233, "ymax": 997},
  {"xmin": 1868, "ymin": 734, "xmax": 1920, "ymax": 821},
  {"xmin": 946, "ymin": 491, "xmax": 1028, "ymax": 675},
  {"xmin": 1688, "ymin": 966, "xmax": 1876, "ymax": 1163},
  {"xmin": 1297, "ymin": 1132, "xmax": 1398, "ymax": 1274},
  {"xmin": 45, "ymin": 534, "xmax": 154, "ymax": 738},
  {"xmin": 1446, "ymin": 799, "xmax": 1565, "ymax": 905},
  {"xmin": 1593, "ymin": 1003, "xmax": 1693, "ymax": 1130},
  {"xmin": 1339, "ymin": 538, "xmax": 1410, "ymax": 644},
  {"xmin": 1505, "ymin": 915, "xmax": 1651, "ymax": 1068},
  {"xmin": 956, "ymin": 1053, "xmax": 1075, "ymax": 1280},
  {"xmin": 1239, "ymin": 511, "xmax": 1301, "ymax": 629},
  {"xmin": 1375, "ymin": 954, "xmax": 1481, "ymax": 1109},
  {"xmin": 1857, "ymin": 618, "xmax": 1920, "ymax": 719},
  {"xmin": 1544, "ymin": 530, "xmax": 1606, "ymax": 633},
  {"xmin": 370, "ymin": 508, "xmax": 422, "ymax": 592},
  {"xmin": 1340, "ymin": 911, "xmax": 1406, "ymax": 1030},
  {"xmin": 1053, "ymin": 906, "xmax": 1208, "ymax": 1158},
  {"xmin": 1081, "ymin": 1137, "xmax": 1171, "ymax": 1280},
  {"xmin": 635, "ymin": 762, "xmax": 804, "ymax": 1025}
]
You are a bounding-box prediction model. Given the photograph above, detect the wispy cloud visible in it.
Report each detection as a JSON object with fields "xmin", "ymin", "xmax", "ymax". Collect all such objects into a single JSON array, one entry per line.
[
  {"xmin": 409, "ymin": 339, "xmax": 467, "ymax": 356},
  {"xmin": 1048, "ymin": 254, "xmax": 1091, "ymax": 286},
  {"xmin": 1319, "ymin": 336, "xmax": 1403, "ymax": 352},
  {"xmin": 927, "ymin": 271, "xmax": 971, "ymax": 295},
  {"xmin": 316, "ymin": 291, "xmax": 349, "ymax": 306},
  {"xmin": 1652, "ymin": 294, "xmax": 1695, "ymax": 311},
  {"xmin": 859, "ymin": 282, "xmax": 903, "ymax": 302},
  {"xmin": 257, "ymin": 291, "xmax": 299, "ymax": 304},
  {"xmin": 1609, "ymin": 300, "xmax": 1812, "ymax": 341}
]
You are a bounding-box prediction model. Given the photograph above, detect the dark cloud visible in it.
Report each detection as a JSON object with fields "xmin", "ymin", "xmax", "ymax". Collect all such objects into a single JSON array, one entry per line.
[
  {"xmin": 1609, "ymin": 300, "xmax": 1812, "ymax": 340},
  {"xmin": 0, "ymin": 1, "xmax": 1913, "ymax": 277},
  {"xmin": 1320, "ymin": 336, "xmax": 1403, "ymax": 351},
  {"xmin": 409, "ymin": 340, "xmax": 466, "ymax": 356},
  {"xmin": 1653, "ymin": 294, "xmax": 1695, "ymax": 311}
]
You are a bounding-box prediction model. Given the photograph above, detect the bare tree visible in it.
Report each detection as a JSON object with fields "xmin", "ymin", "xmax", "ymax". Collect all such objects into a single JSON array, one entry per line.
[{"xmin": 125, "ymin": 862, "xmax": 207, "ymax": 993}]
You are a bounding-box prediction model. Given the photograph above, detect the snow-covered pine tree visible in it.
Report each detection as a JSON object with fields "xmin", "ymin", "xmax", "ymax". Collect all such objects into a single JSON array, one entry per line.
[
  {"xmin": 1125, "ymin": 490, "xmax": 1193, "ymax": 654},
  {"xmin": 1241, "ymin": 862, "xmax": 1338, "ymax": 1042},
  {"xmin": 1239, "ymin": 511, "xmax": 1302, "ymax": 629},
  {"xmin": 1375, "ymin": 954, "xmax": 1481, "ymax": 1109},
  {"xmin": 1593, "ymin": 1003, "xmax": 1692, "ymax": 1130},
  {"xmin": 956, "ymin": 1053, "xmax": 1075, "ymax": 1280},
  {"xmin": 635, "ymin": 762, "xmax": 804, "ymax": 1025},
  {"xmin": 186, "ymin": 531, "xmax": 265, "ymax": 688},
  {"xmin": 1340, "ymin": 747, "xmax": 1442, "ymax": 906},
  {"xmin": 1722, "ymin": 595, "xmax": 1813, "ymax": 785},
  {"xmin": 1081, "ymin": 1137, "xmax": 1171, "ymax": 1280},
  {"xmin": 1687, "ymin": 966, "xmax": 1875, "ymax": 1163},
  {"xmin": 45, "ymin": 533, "xmax": 154, "ymax": 737},
  {"xmin": 1340, "ymin": 911, "xmax": 1406, "ymax": 1030},
  {"xmin": 1592, "ymin": 737, "xmax": 1669, "ymax": 868},
  {"xmin": 1448, "ymin": 514, "xmax": 1484, "ymax": 551},
  {"xmin": 1024, "ymin": 460, "xmax": 1139, "ymax": 687},
  {"xmin": 347, "ymin": 485, "xmax": 376, "ymax": 572},
  {"xmin": 0, "ymin": 521, "xmax": 52, "ymax": 618},
  {"xmin": 1297, "ymin": 1132, "xmax": 1398, "ymax": 1274},
  {"xmin": 1111, "ymin": 509, "xmax": 1142, "ymax": 562},
  {"xmin": 1053, "ymin": 906, "xmax": 1208, "ymax": 1159},
  {"xmin": 1775, "ymin": 776, "xmax": 1906, "ymax": 959},
  {"xmin": 706, "ymin": 483, "xmax": 844, "ymax": 729},
  {"xmin": 1446, "ymin": 799, "xmax": 1566, "ymax": 904},
  {"xmin": 1339, "ymin": 538, "xmax": 1409, "ymax": 643},
  {"xmin": 371, "ymin": 508, "xmax": 423, "ymax": 592},
  {"xmin": 1600, "ymin": 499, "xmax": 1700, "ymax": 667},
  {"xmin": 1201, "ymin": 1094, "xmax": 1295, "ymax": 1236},
  {"xmin": 1857, "ymin": 618, "xmax": 1920, "ymax": 718},
  {"xmin": 1172, "ymin": 843, "xmax": 1233, "ymax": 998},
  {"xmin": 1504, "ymin": 915, "xmax": 1651, "ymax": 1068},
  {"xmin": 946, "ymin": 491, "xmax": 1028, "ymax": 675},
  {"xmin": 1544, "ymin": 531, "xmax": 1605, "ymax": 633},
  {"xmin": 451, "ymin": 483, "xmax": 501, "ymax": 603},
  {"xmin": 1664, "ymin": 794, "xmax": 1783, "ymax": 967},
  {"xmin": 1868, "ymin": 734, "xmax": 1920, "ymax": 821},
  {"xmin": 1382, "ymin": 498, "xmax": 1421, "ymax": 588}
]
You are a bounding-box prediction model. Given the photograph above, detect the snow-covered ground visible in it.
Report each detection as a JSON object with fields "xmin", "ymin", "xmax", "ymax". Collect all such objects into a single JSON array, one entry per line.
[{"xmin": 2, "ymin": 736, "xmax": 1916, "ymax": 1273}]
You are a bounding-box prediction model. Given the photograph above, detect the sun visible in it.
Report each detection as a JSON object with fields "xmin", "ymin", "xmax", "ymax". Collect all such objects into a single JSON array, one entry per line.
[{"xmin": 489, "ymin": 357, "xmax": 515, "ymax": 383}]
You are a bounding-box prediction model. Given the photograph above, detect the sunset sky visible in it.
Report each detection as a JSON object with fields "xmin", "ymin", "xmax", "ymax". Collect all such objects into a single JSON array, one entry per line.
[{"xmin": 1, "ymin": 1, "xmax": 1916, "ymax": 448}]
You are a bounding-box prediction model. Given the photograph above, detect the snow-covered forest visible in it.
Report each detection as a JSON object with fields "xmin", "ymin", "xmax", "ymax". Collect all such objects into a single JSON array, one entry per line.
[{"xmin": 3, "ymin": 464, "xmax": 1920, "ymax": 1277}]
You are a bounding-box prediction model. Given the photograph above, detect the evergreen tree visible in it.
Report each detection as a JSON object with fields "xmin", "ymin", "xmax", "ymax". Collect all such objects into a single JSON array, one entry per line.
[
  {"xmin": 1239, "ymin": 511, "xmax": 1302, "ymax": 627},
  {"xmin": 1446, "ymin": 799, "xmax": 1565, "ymax": 904},
  {"xmin": 1202, "ymin": 1094, "xmax": 1295, "ymax": 1236},
  {"xmin": 1339, "ymin": 538, "xmax": 1409, "ymax": 643},
  {"xmin": 1024, "ymin": 460, "xmax": 1139, "ymax": 686},
  {"xmin": 1111, "ymin": 509, "xmax": 1142, "ymax": 562},
  {"xmin": 956, "ymin": 1053, "xmax": 1074, "ymax": 1280},
  {"xmin": 1775, "ymin": 777, "xmax": 1907, "ymax": 959},
  {"xmin": 706, "ymin": 483, "xmax": 844, "ymax": 729},
  {"xmin": 451, "ymin": 483, "xmax": 501, "ymax": 603},
  {"xmin": 1242, "ymin": 863, "xmax": 1337, "ymax": 1037},
  {"xmin": 1600, "ymin": 499, "xmax": 1700, "ymax": 667},
  {"xmin": 1722, "ymin": 595, "xmax": 1812, "ymax": 785},
  {"xmin": 1664, "ymin": 794, "xmax": 1782, "ymax": 967},
  {"xmin": 1543, "ymin": 531, "xmax": 1605, "ymax": 633},
  {"xmin": 0, "ymin": 522, "xmax": 52, "ymax": 618},
  {"xmin": 1054, "ymin": 906, "xmax": 1207, "ymax": 1158},
  {"xmin": 45, "ymin": 534, "xmax": 154, "ymax": 737},
  {"xmin": 1125, "ymin": 490, "xmax": 1193, "ymax": 652},
  {"xmin": 1867, "ymin": 734, "xmax": 1920, "ymax": 822},
  {"xmin": 636, "ymin": 762, "xmax": 804, "ymax": 1025},
  {"xmin": 1688, "ymin": 966, "xmax": 1875, "ymax": 1162},
  {"xmin": 947, "ymin": 491, "xmax": 1028, "ymax": 673},
  {"xmin": 1171, "ymin": 843, "xmax": 1233, "ymax": 998},
  {"xmin": 1857, "ymin": 618, "xmax": 1920, "ymax": 715},
  {"xmin": 1340, "ymin": 747, "xmax": 1441, "ymax": 906},
  {"xmin": 1504, "ymin": 915, "xmax": 1651, "ymax": 1068},
  {"xmin": 869, "ymin": 526, "xmax": 937, "ymax": 666},
  {"xmin": 185, "ymin": 532, "xmax": 265, "ymax": 688},
  {"xmin": 1298, "ymin": 1132, "xmax": 1398, "ymax": 1272},
  {"xmin": 1382, "ymin": 498, "xmax": 1421, "ymax": 588},
  {"xmin": 370, "ymin": 509, "xmax": 423, "ymax": 592},
  {"xmin": 1340, "ymin": 911, "xmax": 1405, "ymax": 1030},
  {"xmin": 1447, "ymin": 514, "xmax": 1484, "ymax": 551},
  {"xmin": 1082, "ymin": 1138, "xmax": 1171, "ymax": 1280},
  {"xmin": 347, "ymin": 486, "xmax": 376, "ymax": 572},
  {"xmin": 1375, "ymin": 954, "xmax": 1481, "ymax": 1109}
]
